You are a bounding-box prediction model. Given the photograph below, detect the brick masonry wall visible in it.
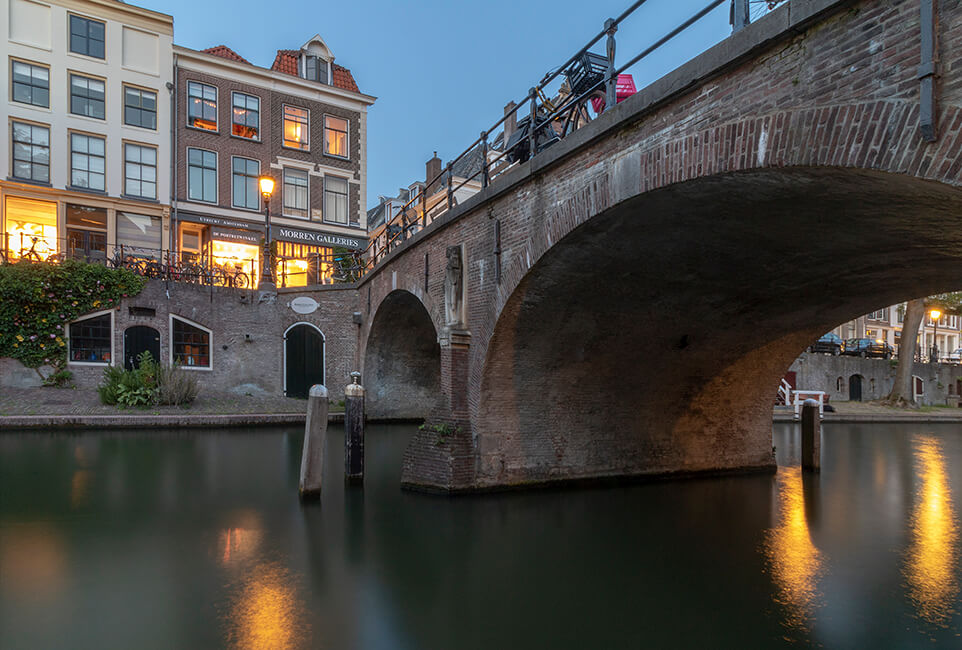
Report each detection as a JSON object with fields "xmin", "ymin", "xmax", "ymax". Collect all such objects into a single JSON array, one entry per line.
[
  {"xmin": 61, "ymin": 280, "xmax": 359, "ymax": 400},
  {"xmin": 358, "ymin": 0, "xmax": 962, "ymax": 491},
  {"xmin": 175, "ymin": 67, "xmax": 363, "ymax": 226},
  {"xmin": 790, "ymin": 352, "xmax": 962, "ymax": 405}
]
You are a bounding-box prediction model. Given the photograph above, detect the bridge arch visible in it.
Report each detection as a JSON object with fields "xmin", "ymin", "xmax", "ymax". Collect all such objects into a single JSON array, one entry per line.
[
  {"xmin": 474, "ymin": 167, "xmax": 962, "ymax": 487},
  {"xmin": 363, "ymin": 289, "xmax": 442, "ymax": 420}
]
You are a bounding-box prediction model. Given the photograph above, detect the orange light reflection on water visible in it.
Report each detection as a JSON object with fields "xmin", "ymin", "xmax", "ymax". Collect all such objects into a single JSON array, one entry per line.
[
  {"xmin": 764, "ymin": 466, "xmax": 826, "ymax": 632},
  {"xmin": 225, "ymin": 563, "xmax": 309, "ymax": 650},
  {"xmin": 904, "ymin": 435, "xmax": 959, "ymax": 626}
]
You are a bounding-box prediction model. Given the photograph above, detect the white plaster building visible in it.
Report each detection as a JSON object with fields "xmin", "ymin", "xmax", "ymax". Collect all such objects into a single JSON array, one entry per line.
[{"xmin": 1, "ymin": 0, "xmax": 173, "ymax": 262}]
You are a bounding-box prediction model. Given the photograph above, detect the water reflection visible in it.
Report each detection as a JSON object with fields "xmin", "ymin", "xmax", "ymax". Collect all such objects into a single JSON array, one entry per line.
[
  {"xmin": 225, "ymin": 562, "xmax": 309, "ymax": 649},
  {"xmin": 764, "ymin": 466, "xmax": 826, "ymax": 632},
  {"xmin": 904, "ymin": 435, "xmax": 959, "ymax": 626}
]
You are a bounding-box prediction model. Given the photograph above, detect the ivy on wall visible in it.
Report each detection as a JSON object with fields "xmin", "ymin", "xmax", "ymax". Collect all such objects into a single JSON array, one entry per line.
[{"xmin": 0, "ymin": 260, "xmax": 146, "ymax": 370}]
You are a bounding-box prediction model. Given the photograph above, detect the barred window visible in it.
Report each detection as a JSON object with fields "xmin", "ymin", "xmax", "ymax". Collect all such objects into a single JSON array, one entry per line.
[
  {"xmin": 172, "ymin": 318, "xmax": 210, "ymax": 368},
  {"xmin": 70, "ymin": 313, "xmax": 111, "ymax": 363}
]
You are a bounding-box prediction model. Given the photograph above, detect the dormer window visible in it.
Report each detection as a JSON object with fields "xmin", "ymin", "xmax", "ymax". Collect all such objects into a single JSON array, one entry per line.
[{"xmin": 304, "ymin": 55, "xmax": 328, "ymax": 84}]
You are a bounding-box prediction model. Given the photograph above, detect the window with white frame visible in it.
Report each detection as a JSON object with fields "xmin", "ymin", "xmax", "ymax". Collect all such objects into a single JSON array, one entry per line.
[
  {"xmin": 12, "ymin": 60, "xmax": 49, "ymax": 108},
  {"xmin": 171, "ymin": 317, "xmax": 211, "ymax": 368},
  {"xmin": 867, "ymin": 308, "xmax": 887, "ymax": 321},
  {"xmin": 11, "ymin": 121, "xmax": 50, "ymax": 183},
  {"xmin": 70, "ymin": 133, "xmax": 105, "ymax": 191},
  {"xmin": 232, "ymin": 92, "xmax": 259, "ymax": 139},
  {"xmin": 232, "ymin": 157, "xmax": 260, "ymax": 210},
  {"xmin": 124, "ymin": 143, "xmax": 157, "ymax": 199},
  {"xmin": 187, "ymin": 81, "xmax": 217, "ymax": 131},
  {"xmin": 69, "ymin": 312, "xmax": 111, "ymax": 363},
  {"xmin": 283, "ymin": 105, "xmax": 309, "ymax": 150},
  {"xmin": 188, "ymin": 148, "xmax": 217, "ymax": 203},
  {"xmin": 324, "ymin": 176, "xmax": 348, "ymax": 224},
  {"xmin": 324, "ymin": 115, "xmax": 348, "ymax": 158},
  {"xmin": 124, "ymin": 86, "xmax": 157, "ymax": 130},
  {"xmin": 283, "ymin": 168, "xmax": 309, "ymax": 218},
  {"xmin": 70, "ymin": 74, "xmax": 105, "ymax": 119}
]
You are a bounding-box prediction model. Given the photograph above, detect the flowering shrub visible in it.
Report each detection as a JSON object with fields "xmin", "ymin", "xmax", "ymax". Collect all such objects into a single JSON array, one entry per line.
[{"xmin": 0, "ymin": 259, "xmax": 146, "ymax": 371}]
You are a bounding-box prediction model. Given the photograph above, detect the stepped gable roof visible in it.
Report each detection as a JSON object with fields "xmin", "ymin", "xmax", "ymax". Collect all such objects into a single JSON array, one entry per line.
[
  {"xmin": 271, "ymin": 49, "xmax": 360, "ymax": 93},
  {"xmin": 202, "ymin": 45, "xmax": 250, "ymax": 64}
]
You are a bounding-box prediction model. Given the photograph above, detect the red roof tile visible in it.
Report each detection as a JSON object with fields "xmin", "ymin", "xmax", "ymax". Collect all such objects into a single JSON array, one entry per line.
[
  {"xmin": 202, "ymin": 45, "xmax": 250, "ymax": 65},
  {"xmin": 270, "ymin": 50, "xmax": 361, "ymax": 93}
]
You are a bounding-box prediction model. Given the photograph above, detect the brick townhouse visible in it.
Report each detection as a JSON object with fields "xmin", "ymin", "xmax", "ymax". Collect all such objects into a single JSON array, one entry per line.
[{"xmin": 172, "ymin": 35, "xmax": 375, "ymax": 288}]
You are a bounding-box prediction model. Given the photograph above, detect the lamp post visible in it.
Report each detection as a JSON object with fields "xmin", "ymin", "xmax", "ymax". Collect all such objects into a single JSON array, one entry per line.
[
  {"xmin": 930, "ymin": 307, "xmax": 942, "ymax": 363},
  {"xmin": 258, "ymin": 175, "xmax": 275, "ymax": 290}
]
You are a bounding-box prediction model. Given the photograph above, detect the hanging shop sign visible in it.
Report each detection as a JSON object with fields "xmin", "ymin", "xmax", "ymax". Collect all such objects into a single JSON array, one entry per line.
[
  {"xmin": 274, "ymin": 226, "xmax": 365, "ymax": 250},
  {"xmin": 211, "ymin": 226, "xmax": 261, "ymax": 245},
  {"xmin": 178, "ymin": 211, "xmax": 265, "ymax": 233},
  {"xmin": 289, "ymin": 296, "xmax": 320, "ymax": 314}
]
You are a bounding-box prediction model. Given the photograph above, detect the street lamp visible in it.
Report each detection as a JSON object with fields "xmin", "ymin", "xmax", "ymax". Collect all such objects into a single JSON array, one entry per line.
[
  {"xmin": 258, "ymin": 175, "xmax": 275, "ymax": 289},
  {"xmin": 930, "ymin": 308, "xmax": 942, "ymax": 362}
]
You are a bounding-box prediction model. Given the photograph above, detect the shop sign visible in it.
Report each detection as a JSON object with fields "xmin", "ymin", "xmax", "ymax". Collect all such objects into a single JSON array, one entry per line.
[
  {"xmin": 211, "ymin": 227, "xmax": 260, "ymax": 245},
  {"xmin": 275, "ymin": 226, "xmax": 365, "ymax": 250},
  {"xmin": 179, "ymin": 211, "xmax": 265, "ymax": 233},
  {"xmin": 289, "ymin": 296, "xmax": 319, "ymax": 314}
]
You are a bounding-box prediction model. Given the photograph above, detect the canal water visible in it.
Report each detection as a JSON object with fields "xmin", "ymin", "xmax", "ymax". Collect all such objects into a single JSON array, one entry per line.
[{"xmin": 1, "ymin": 422, "xmax": 961, "ymax": 649}]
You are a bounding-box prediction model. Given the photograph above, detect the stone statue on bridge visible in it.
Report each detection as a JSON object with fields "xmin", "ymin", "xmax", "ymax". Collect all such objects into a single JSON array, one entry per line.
[{"xmin": 445, "ymin": 245, "xmax": 465, "ymax": 328}]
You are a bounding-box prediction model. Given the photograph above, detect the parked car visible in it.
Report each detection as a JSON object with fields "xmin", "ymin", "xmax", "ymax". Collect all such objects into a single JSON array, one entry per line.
[
  {"xmin": 808, "ymin": 332, "xmax": 844, "ymax": 355},
  {"xmin": 943, "ymin": 348, "xmax": 962, "ymax": 364},
  {"xmin": 843, "ymin": 338, "xmax": 894, "ymax": 359}
]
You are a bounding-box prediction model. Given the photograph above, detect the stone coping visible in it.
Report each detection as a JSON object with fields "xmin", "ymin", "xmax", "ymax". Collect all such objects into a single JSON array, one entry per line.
[
  {"xmin": 0, "ymin": 412, "xmax": 330, "ymax": 431},
  {"xmin": 773, "ymin": 411, "xmax": 962, "ymax": 423}
]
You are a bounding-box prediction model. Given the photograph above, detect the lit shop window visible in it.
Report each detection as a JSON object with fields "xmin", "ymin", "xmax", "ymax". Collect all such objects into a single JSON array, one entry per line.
[
  {"xmin": 283, "ymin": 105, "xmax": 309, "ymax": 150},
  {"xmin": 211, "ymin": 239, "xmax": 259, "ymax": 286},
  {"xmin": 171, "ymin": 317, "xmax": 211, "ymax": 369},
  {"xmin": 274, "ymin": 242, "xmax": 336, "ymax": 288},
  {"xmin": 188, "ymin": 81, "xmax": 217, "ymax": 131},
  {"xmin": 69, "ymin": 313, "xmax": 111, "ymax": 364},
  {"xmin": 3, "ymin": 196, "xmax": 57, "ymax": 260}
]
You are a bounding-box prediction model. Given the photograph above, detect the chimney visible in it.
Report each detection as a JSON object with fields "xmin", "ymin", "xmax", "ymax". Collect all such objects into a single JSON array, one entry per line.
[
  {"xmin": 425, "ymin": 151, "xmax": 442, "ymax": 196},
  {"xmin": 504, "ymin": 102, "xmax": 517, "ymax": 146}
]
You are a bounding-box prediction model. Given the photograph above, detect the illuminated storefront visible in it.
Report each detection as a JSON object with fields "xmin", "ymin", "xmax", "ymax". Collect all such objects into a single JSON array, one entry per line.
[
  {"xmin": 3, "ymin": 196, "xmax": 58, "ymax": 260},
  {"xmin": 274, "ymin": 225, "xmax": 365, "ymax": 287}
]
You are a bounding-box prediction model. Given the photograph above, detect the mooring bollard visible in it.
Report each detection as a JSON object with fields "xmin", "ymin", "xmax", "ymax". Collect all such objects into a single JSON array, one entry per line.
[
  {"xmin": 801, "ymin": 398, "xmax": 821, "ymax": 473},
  {"xmin": 299, "ymin": 384, "xmax": 328, "ymax": 500},
  {"xmin": 344, "ymin": 371, "xmax": 365, "ymax": 485}
]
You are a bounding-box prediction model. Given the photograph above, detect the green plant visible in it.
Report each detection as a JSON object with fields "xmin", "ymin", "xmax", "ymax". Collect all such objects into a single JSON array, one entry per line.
[
  {"xmin": 42, "ymin": 369, "xmax": 73, "ymax": 388},
  {"xmin": 419, "ymin": 422, "xmax": 461, "ymax": 446},
  {"xmin": 156, "ymin": 363, "xmax": 199, "ymax": 405},
  {"xmin": 0, "ymin": 258, "xmax": 145, "ymax": 372},
  {"xmin": 116, "ymin": 384, "xmax": 156, "ymax": 408}
]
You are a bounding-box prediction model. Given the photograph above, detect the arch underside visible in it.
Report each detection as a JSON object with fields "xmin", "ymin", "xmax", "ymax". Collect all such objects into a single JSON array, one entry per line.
[
  {"xmin": 476, "ymin": 168, "xmax": 962, "ymax": 487},
  {"xmin": 364, "ymin": 290, "xmax": 441, "ymax": 419}
]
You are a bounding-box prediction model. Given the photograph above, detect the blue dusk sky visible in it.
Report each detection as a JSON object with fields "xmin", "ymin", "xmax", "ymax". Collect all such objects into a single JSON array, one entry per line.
[{"xmin": 139, "ymin": 0, "xmax": 751, "ymax": 209}]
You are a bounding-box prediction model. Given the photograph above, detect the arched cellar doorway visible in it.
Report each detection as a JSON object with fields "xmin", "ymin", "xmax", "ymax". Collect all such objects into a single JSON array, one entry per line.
[
  {"xmin": 124, "ymin": 326, "xmax": 160, "ymax": 370},
  {"xmin": 285, "ymin": 323, "xmax": 325, "ymax": 399}
]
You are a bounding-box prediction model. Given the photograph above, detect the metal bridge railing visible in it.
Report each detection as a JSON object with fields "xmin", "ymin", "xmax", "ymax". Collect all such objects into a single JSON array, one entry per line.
[{"xmin": 365, "ymin": 0, "xmax": 789, "ymax": 270}]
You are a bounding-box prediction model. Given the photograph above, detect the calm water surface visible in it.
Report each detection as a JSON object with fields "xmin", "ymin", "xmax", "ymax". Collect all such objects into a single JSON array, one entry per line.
[{"xmin": 2, "ymin": 422, "xmax": 962, "ymax": 649}]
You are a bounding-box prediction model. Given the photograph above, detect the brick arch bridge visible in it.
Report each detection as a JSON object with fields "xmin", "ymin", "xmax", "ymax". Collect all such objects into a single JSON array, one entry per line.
[{"xmin": 357, "ymin": 0, "xmax": 962, "ymax": 491}]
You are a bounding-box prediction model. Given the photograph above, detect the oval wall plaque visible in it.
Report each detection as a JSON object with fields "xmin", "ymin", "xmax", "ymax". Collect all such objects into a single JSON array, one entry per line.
[{"xmin": 289, "ymin": 297, "xmax": 319, "ymax": 314}]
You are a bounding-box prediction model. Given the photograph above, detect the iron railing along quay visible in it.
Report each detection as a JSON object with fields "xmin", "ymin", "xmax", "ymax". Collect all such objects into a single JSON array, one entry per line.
[{"xmin": 366, "ymin": 0, "xmax": 788, "ymax": 268}]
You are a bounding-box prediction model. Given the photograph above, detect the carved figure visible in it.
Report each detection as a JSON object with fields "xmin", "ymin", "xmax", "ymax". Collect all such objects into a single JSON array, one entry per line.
[{"xmin": 445, "ymin": 245, "xmax": 464, "ymax": 326}]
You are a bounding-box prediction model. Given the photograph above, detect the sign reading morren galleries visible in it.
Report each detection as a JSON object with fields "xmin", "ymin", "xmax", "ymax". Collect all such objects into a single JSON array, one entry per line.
[{"xmin": 275, "ymin": 226, "xmax": 365, "ymax": 250}]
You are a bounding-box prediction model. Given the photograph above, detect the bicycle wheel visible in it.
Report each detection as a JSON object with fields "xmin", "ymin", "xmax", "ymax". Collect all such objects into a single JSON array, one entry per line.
[{"xmin": 232, "ymin": 271, "xmax": 249, "ymax": 289}]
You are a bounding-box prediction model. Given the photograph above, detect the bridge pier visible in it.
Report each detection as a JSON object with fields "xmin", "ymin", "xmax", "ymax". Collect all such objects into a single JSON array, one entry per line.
[{"xmin": 400, "ymin": 327, "xmax": 476, "ymax": 492}]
